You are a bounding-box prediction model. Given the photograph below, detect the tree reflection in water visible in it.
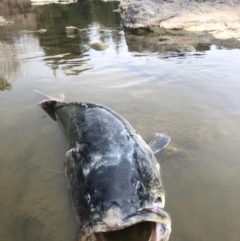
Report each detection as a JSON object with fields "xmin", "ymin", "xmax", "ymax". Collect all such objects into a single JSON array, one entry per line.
[{"xmin": 0, "ymin": 0, "xmax": 122, "ymax": 76}]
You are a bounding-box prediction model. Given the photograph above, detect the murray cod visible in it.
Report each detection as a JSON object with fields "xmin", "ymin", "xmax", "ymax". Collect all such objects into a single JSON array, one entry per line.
[{"xmin": 38, "ymin": 92, "xmax": 171, "ymax": 241}]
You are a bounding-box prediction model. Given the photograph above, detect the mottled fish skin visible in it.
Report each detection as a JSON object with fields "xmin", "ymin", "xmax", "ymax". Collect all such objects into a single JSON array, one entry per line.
[{"xmin": 40, "ymin": 100, "xmax": 171, "ymax": 241}]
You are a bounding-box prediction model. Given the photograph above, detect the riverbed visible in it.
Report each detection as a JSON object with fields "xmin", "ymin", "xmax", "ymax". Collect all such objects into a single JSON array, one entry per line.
[{"xmin": 0, "ymin": 1, "xmax": 240, "ymax": 241}]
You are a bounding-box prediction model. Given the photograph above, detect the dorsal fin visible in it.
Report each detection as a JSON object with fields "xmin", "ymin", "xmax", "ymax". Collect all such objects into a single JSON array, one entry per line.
[{"xmin": 148, "ymin": 133, "xmax": 171, "ymax": 154}]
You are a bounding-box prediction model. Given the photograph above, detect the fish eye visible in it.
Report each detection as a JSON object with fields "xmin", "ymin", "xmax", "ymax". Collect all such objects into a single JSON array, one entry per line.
[
  {"xmin": 159, "ymin": 224, "xmax": 166, "ymax": 234},
  {"xmin": 136, "ymin": 181, "xmax": 144, "ymax": 193}
]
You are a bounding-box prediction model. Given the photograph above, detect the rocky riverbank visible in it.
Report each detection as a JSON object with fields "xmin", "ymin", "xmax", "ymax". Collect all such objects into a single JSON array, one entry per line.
[{"xmin": 116, "ymin": 0, "xmax": 240, "ymax": 47}]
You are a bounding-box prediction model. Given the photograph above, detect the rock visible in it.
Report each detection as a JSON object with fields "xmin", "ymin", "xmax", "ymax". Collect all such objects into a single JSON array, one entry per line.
[
  {"xmin": 177, "ymin": 44, "xmax": 196, "ymax": 52},
  {"xmin": 160, "ymin": 145, "xmax": 189, "ymax": 159},
  {"xmin": 117, "ymin": 0, "xmax": 240, "ymax": 42},
  {"xmin": 158, "ymin": 37, "xmax": 174, "ymax": 45},
  {"xmin": 89, "ymin": 42, "xmax": 109, "ymax": 51},
  {"xmin": 119, "ymin": 1, "xmax": 166, "ymax": 29},
  {"xmin": 21, "ymin": 29, "xmax": 47, "ymax": 34},
  {"xmin": 65, "ymin": 26, "xmax": 79, "ymax": 38},
  {"xmin": 38, "ymin": 29, "xmax": 47, "ymax": 33},
  {"xmin": 65, "ymin": 26, "xmax": 79, "ymax": 34},
  {"xmin": 0, "ymin": 16, "xmax": 14, "ymax": 26},
  {"xmin": 65, "ymin": 26, "xmax": 88, "ymax": 38},
  {"xmin": 99, "ymin": 27, "xmax": 112, "ymax": 34}
]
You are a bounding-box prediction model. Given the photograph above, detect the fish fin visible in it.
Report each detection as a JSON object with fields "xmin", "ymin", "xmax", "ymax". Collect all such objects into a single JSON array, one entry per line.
[
  {"xmin": 148, "ymin": 133, "xmax": 171, "ymax": 154},
  {"xmin": 41, "ymin": 106, "xmax": 57, "ymax": 121}
]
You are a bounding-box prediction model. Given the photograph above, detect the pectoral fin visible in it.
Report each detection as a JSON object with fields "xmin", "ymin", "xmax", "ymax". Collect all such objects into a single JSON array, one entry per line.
[{"xmin": 148, "ymin": 133, "xmax": 171, "ymax": 154}]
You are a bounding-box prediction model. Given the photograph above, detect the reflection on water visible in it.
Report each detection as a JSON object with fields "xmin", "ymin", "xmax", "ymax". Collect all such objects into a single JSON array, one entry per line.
[
  {"xmin": 0, "ymin": 41, "xmax": 20, "ymax": 80},
  {"xmin": 0, "ymin": 1, "xmax": 240, "ymax": 241},
  {"xmin": 125, "ymin": 32, "xmax": 212, "ymax": 60},
  {"xmin": 0, "ymin": 0, "xmax": 31, "ymax": 16}
]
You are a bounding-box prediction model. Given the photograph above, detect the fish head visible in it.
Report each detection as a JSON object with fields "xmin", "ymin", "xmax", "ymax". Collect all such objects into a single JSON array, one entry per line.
[
  {"xmin": 77, "ymin": 152, "xmax": 171, "ymax": 241},
  {"xmin": 78, "ymin": 203, "xmax": 171, "ymax": 241}
]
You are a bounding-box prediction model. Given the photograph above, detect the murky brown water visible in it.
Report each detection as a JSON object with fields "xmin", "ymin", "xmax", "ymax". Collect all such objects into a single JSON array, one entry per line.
[{"xmin": 1, "ymin": 1, "xmax": 240, "ymax": 241}]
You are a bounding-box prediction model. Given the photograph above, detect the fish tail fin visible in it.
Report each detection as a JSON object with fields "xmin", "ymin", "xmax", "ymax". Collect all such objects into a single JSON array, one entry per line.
[{"xmin": 35, "ymin": 90, "xmax": 65, "ymax": 108}]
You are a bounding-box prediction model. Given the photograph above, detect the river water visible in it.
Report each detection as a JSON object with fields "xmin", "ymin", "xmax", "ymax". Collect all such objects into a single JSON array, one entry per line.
[{"xmin": 0, "ymin": 1, "xmax": 240, "ymax": 241}]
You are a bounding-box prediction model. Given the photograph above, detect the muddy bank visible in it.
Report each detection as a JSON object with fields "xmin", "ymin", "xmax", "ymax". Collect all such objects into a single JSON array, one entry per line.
[{"xmin": 116, "ymin": 0, "xmax": 240, "ymax": 47}]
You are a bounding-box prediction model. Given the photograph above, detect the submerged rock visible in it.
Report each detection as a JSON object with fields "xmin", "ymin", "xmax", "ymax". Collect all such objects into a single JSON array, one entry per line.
[
  {"xmin": 177, "ymin": 45, "xmax": 196, "ymax": 52},
  {"xmin": 89, "ymin": 41, "xmax": 109, "ymax": 51},
  {"xmin": 158, "ymin": 37, "xmax": 174, "ymax": 45},
  {"xmin": 160, "ymin": 146, "xmax": 189, "ymax": 160},
  {"xmin": 65, "ymin": 26, "xmax": 88, "ymax": 38},
  {"xmin": 0, "ymin": 77, "xmax": 11, "ymax": 91},
  {"xmin": 65, "ymin": 26, "xmax": 79, "ymax": 34},
  {"xmin": 99, "ymin": 27, "xmax": 112, "ymax": 34},
  {"xmin": 38, "ymin": 29, "xmax": 47, "ymax": 33},
  {"xmin": 21, "ymin": 29, "xmax": 47, "ymax": 34},
  {"xmin": 65, "ymin": 26, "xmax": 79, "ymax": 38}
]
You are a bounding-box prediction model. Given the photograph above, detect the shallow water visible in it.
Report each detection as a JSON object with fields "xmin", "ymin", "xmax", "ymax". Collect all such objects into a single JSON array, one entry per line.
[{"xmin": 1, "ymin": 1, "xmax": 240, "ymax": 241}]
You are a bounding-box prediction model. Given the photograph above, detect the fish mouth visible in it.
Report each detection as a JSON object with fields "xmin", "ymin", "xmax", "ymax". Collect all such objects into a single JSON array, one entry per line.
[{"xmin": 78, "ymin": 207, "xmax": 171, "ymax": 241}]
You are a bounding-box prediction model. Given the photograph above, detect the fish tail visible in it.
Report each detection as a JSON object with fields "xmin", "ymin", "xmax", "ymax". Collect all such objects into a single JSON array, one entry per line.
[{"xmin": 35, "ymin": 90, "xmax": 65, "ymax": 108}]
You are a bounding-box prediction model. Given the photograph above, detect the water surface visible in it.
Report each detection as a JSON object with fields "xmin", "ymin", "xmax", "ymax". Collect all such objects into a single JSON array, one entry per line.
[{"xmin": 1, "ymin": 1, "xmax": 240, "ymax": 241}]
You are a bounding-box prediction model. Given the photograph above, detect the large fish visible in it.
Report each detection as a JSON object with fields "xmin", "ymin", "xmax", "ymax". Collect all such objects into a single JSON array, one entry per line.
[{"xmin": 38, "ymin": 93, "xmax": 171, "ymax": 241}]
